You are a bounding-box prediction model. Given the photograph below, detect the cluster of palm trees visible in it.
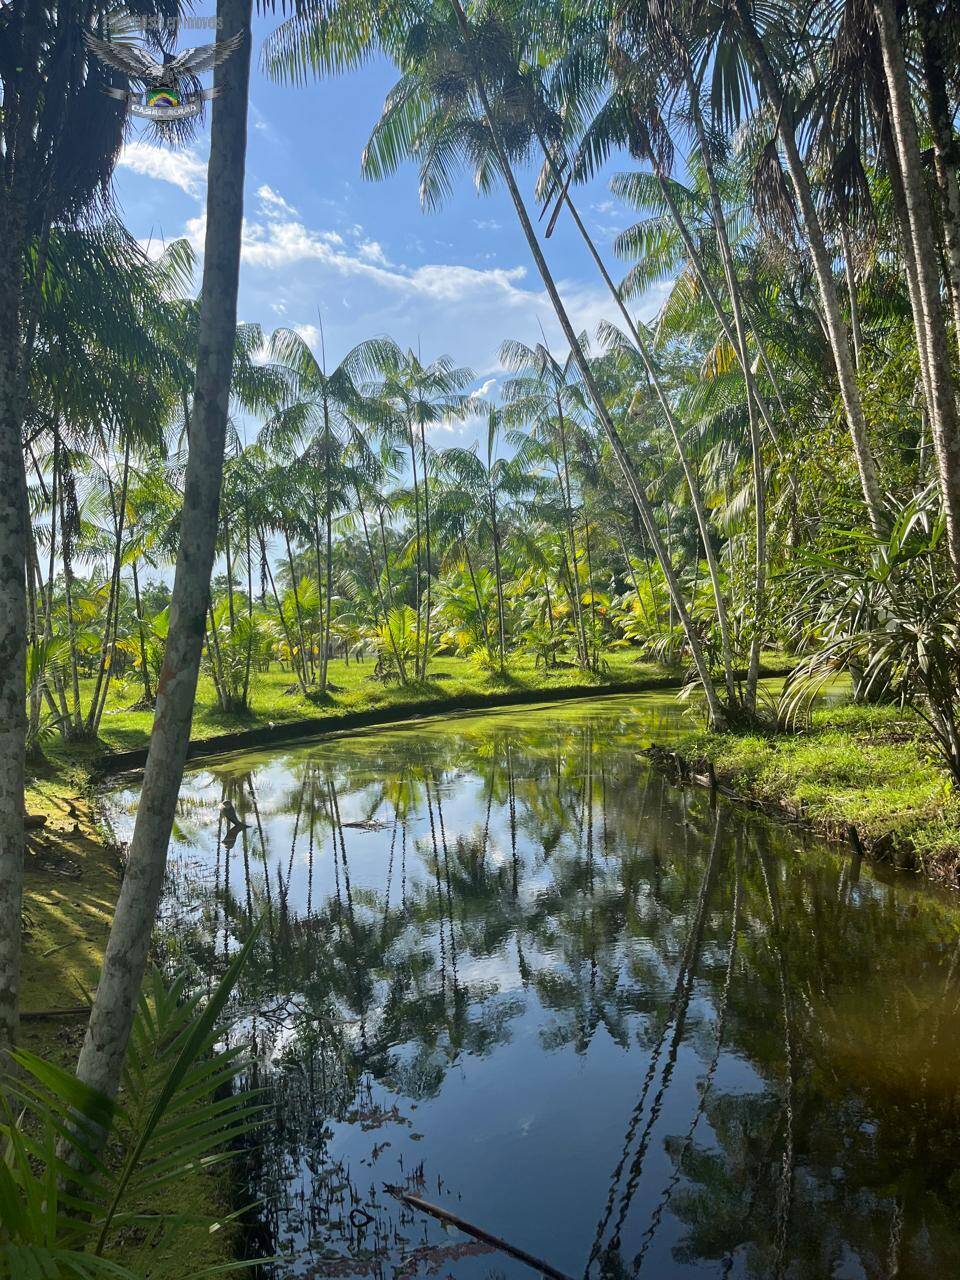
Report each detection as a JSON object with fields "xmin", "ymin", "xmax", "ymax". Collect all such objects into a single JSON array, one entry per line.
[
  {"xmin": 31, "ymin": 309, "xmax": 697, "ymax": 736},
  {"xmin": 260, "ymin": 0, "xmax": 960, "ymax": 745},
  {"xmin": 6, "ymin": 0, "xmax": 960, "ymax": 1212}
]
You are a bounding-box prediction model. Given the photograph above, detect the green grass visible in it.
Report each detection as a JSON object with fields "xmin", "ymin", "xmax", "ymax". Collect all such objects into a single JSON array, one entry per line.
[
  {"xmin": 84, "ymin": 649, "xmax": 670, "ymax": 753},
  {"xmin": 673, "ymin": 700, "xmax": 960, "ymax": 880}
]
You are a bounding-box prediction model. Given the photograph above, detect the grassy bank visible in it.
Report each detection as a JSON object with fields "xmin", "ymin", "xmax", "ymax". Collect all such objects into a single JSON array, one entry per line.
[
  {"xmin": 666, "ymin": 701, "xmax": 960, "ymax": 884},
  {"xmin": 82, "ymin": 650, "xmax": 669, "ymax": 755}
]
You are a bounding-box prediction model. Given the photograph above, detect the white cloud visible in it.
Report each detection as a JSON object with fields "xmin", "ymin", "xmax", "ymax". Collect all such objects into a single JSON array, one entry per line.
[
  {"xmin": 357, "ymin": 239, "xmax": 388, "ymax": 265},
  {"xmin": 119, "ymin": 141, "xmax": 207, "ymax": 197},
  {"xmin": 181, "ymin": 182, "xmax": 668, "ymax": 399},
  {"xmin": 294, "ymin": 322, "xmax": 321, "ymax": 348},
  {"xmin": 473, "ymin": 218, "xmax": 502, "ymax": 232},
  {"xmin": 257, "ymin": 184, "xmax": 299, "ymax": 217}
]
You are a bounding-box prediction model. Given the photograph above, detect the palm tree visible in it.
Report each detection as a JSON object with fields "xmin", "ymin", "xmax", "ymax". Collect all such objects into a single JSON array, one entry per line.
[
  {"xmin": 438, "ymin": 407, "xmax": 535, "ymax": 667},
  {"xmin": 500, "ymin": 339, "xmax": 594, "ymax": 669},
  {"xmin": 75, "ymin": 0, "xmax": 255, "ymax": 1110},
  {"xmin": 366, "ymin": 343, "xmax": 474, "ymax": 680},
  {"xmin": 262, "ymin": 327, "xmax": 393, "ymax": 691}
]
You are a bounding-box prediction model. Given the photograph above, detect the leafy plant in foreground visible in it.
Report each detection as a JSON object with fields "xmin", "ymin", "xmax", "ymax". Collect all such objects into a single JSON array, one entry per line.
[{"xmin": 0, "ymin": 926, "xmax": 263, "ymax": 1278}]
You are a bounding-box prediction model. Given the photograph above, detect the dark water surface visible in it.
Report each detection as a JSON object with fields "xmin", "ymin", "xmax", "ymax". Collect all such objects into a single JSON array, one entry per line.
[{"xmin": 106, "ymin": 694, "xmax": 960, "ymax": 1279}]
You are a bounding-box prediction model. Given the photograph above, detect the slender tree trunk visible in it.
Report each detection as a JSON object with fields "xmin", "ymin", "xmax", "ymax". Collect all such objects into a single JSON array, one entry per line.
[
  {"xmin": 462, "ymin": 538, "xmax": 492, "ymax": 657},
  {"xmin": 556, "ymin": 409, "xmax": 589, "ymax": 667},
  {"xmin": 733, "ymin": 0, "xmax": 886, "ymax": 536},
  {"xmin": 875, "ymin": 0, "xmax": 960, "ymax": 579},
  {"xmin": 448, "ymin": 0, "xmax": 725, "ymax": 723},
  {"xmin": 241, "ymin": 493, "xmax": 254, "ymax": 706},
  {"xmin": 317, "ymin": 514, "xmax": 332, "ymax": 686},
  {"xmin": 840, "ymin": 222, "xmax": 864, "ymax": 373},
  {"xmin": 917, "ymin": 0, "xmax": 960, "ymax": 351},
  {"xmin": 224, "ymin": 507, "xmax": 236, "ymax": 629},
  {"xmin": 131, "ymin": 559, "xmax": 152, "ymax": 705},
  {"xmin": 677, "ymin": 87, "xmax": 767, "ymax": 707},
  {"xmin": 57, "ymin": 465, "xmax": 82, "ymax": 736},
  {"xmin": 0, "ymin": 218, "xmax": 29, "ymax": 1065},
  {"xmin": 489, "ymin": 489, "xmax": 507, "ymax": 667},
  {"xmin": 419, "ymin": 420, "xmax": 433, "ymax": 680},
  {"xmin": 355, "ymin": 481, "xmax": 406, "ymax": 680},
  {"xmin": 320, "ymin": 392, "xmax": 333, "ymax": 691},
  {"xmin": 283, "ymin": 526, "xmax": 311, "ymax": 686},
  {"xmin": 87, "ymin": 439, "xmax": 131, "ymax": 736},
  {"xmin": 613, "ymin": 516, "xmax": 652, "ymax": 631},
  {"xmin": 263, "ymin": 529, "xmax": 308, "ymax": 693},
  {"xmin": 554, "ymin": 182, "xmax": 738, "ymax": 700},
  {"xmin": 408, "ymin": 427, "xmax": 423, "ymax": 677},
  {"xmin": 207, "ymin": 604, "xmax": 229, "ymax": 711},
  {"xmin": 74, "ymin": 0, "xmax": 254, "ymax": 1106}
]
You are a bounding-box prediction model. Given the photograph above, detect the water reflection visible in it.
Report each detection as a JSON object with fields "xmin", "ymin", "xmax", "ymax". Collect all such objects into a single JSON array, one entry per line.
[{"xmin": 106, "ymin": 696, "xmax": 960, "ymax": 1279}]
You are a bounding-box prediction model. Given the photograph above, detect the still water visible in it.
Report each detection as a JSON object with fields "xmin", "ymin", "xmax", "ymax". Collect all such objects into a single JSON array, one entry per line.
[{"xmin": 106, "ymin": 694, "xmax": 960, "ymax": 1279}]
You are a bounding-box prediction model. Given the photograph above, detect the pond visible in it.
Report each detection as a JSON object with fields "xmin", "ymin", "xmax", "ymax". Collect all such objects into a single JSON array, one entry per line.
[{"xmin": 105, "ymin": 693, "xmax": 960, "ymax": 1279}]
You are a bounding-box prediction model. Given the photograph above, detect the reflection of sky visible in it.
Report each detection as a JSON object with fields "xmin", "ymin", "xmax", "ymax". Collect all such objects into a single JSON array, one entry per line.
[{"xmin": 102, "ymin": 693, "xmax": 960, "ymax": 1279}]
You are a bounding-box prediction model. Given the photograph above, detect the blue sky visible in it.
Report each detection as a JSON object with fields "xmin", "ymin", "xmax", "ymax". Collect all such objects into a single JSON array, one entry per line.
[{"xmin": 114, "ymin": 11, "xmax": 667, "ymax": 447}]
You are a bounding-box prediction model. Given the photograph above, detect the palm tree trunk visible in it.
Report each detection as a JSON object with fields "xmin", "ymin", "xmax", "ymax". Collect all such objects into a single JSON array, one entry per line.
[
  {"xmin": 674, "ymin": 89, "xmax": 768, "ymax": 706},
  {"xmin": 59, "ymin": 472, "xmax": 82, "ymax": 736},
  {"xmin": 241, "ymin": 493, "xmax": 254, "ymax": 706},
  {"xmin": 448, "ymin": 0, "xmax": 726, "ymax": 723},
  {"xmin": 552, "ymin": 181, "xmax": 738, "ymax": 699},
  {"xmin": 418, "ymin": 421, "xmax": 433, "ymax": 680},
  {"xmin": 355, "ymin": 481, "xmax": 406, "ymax": 681},
  {"xmin": 732, "ymin": 0, "xmax": 886, "ymax": 536},
  {"xmin": 263, "ymin": 529, "xmax": 308, "ymax": 693},
  {"xmin": 224, "ymin": 507, "xmax": 236, "ymax": 629},
  {"xmin": 840, "ymin": 222, "xmax": 864, "ymax": 373},
  {"xmin": 613, "ymin": 517, "xmax": 652, "ymax": 632},
  {"xmin": 283, "ymin": 525, "xmax": 311, "ymax": 686},
  {"xmin": 320, "ymin": 392, "xmax": 334, "ymax": 690},
  {"xmin": 489, "ymin": 489, "xmax": 507, "ymax": 667},
  {"xmin": 0, "ymin": 221, "xmax": 29, "ymax": 1064},
  {"xmin": 556, "ymin": 405, "xmax": 590, "ymax": 668},
  {"xmin": 462, "ymin": 538, "xmax": 491, "ymax": 656},
  {"xmin": 131, "ymin": 559, "xmax": 152, "ymax": 705},
  {"xmin": 87, "ymin": 439, "xmax": 131, "ymax": 736},
  {"xmin": 918, "ymin": 0, "xmax": 960, "ymax": 350},
  {"xmin": 207, "ymin": 605, "xmax": 229, "ymax": 712},
  {"xmin": 377, "ymin": 503, "xmax": 403, "ymax": 626},
  {"xmin": 583, "ymin": 514, "xmax": 599, "ymax": 670},
  {"xmin": 408, "ymin": 426, "xmax": 423, "ymax": 678},
  {"xmin": 874, "ymin": 0, "xmax": 960, "ymax": 579},
  {"xmin": 317, "ymin": 512, "xmax": 332, "ymax": 680},
  {"xmin": 74, "ymin": 0, "xmax": 254, "ymax": 1107}
]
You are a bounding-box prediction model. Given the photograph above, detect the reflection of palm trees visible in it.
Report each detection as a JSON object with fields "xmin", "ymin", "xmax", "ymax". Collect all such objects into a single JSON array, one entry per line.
[
  {"xmin": 587, "ymin": 810, "xmax": 724, "ymax": 1275},
  {"xmin": 145, "ymin": 711, "xmax": 960, "ymax": 1278},
  {"xmin": 634, "ymin": 847, "xmax": 742, "ymax": 1273}
]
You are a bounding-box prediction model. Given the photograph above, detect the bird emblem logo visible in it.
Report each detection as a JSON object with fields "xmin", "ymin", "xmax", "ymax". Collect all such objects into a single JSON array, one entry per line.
[{"xmin": 83, "ymin": 21, "xmax": 243, "ymax": 139}]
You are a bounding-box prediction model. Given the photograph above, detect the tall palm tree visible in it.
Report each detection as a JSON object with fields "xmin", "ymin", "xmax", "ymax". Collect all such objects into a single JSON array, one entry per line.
[
  {"xmin": 500, "ymin": 339, "xmax": 594, "ymax": 669},
  {"xmin": 262, "ymin": 327, "xmax": 392, "ymax": 690},
  {"xmin": 75, "ymin": 0, "xmax": 255, "ymax": 1110},
  {"xmin": 0, "ymin": 0, "xmax": 183, "ymax": 1063},
  {"xmin": 439, "ymin": 406, "xmax": 535, "ymax": 667},
  {"xmin": 366, "ymin": 343, "xmax": 474, "ymax": 680}
]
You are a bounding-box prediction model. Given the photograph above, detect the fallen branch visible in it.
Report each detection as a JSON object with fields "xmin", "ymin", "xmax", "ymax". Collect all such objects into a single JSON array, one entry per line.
[{"xmin": 385, "ymin": 1187, "xmax": 575, "ymax": 1280}]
